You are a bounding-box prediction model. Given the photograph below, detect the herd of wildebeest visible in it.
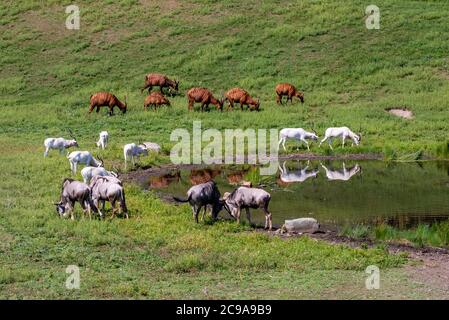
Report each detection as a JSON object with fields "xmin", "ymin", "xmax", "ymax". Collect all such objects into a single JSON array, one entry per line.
[{"xmin": 48, "ymin": 73, "xmax": 362, "ymax": 230}]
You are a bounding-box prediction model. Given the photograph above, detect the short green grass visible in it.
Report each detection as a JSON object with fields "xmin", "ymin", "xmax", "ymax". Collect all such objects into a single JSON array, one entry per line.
[{"xmin": 1, "ymin": 0, "xmax": 448, "ymax": 299}]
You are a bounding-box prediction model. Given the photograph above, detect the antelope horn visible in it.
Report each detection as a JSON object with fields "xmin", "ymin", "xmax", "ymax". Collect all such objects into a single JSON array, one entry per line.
[
  {"xmin": 97, "ymin": 155, "xmax": 104, "ymax": 167},
  {"xmin": 67, "ymin": 128, "xmax": 76, "ymax": 140}
]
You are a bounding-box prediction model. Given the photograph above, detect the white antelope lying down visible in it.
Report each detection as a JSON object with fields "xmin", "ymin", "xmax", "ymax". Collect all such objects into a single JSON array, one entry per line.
[
  {"xmin": 278, "ymin": 128, "xmax": 318, "ymax": 151},
  {"xmin": 44, "ymin": 137, "xmax": 78, "ymax": 157},
  {"xmin": 319, "ymin": 127, "xmax": 361, "ymax": 150},
  {"xmin": 81, "ymin": 166, "xmax": 118, "ymax": 184},
  {"xmin": 67, "ymin": 151, "xmax": 103, "ymax": 174}
]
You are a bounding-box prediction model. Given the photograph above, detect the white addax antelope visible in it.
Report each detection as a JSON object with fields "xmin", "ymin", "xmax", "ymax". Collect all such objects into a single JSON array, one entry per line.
[
  {"xmin": 319, "ymin": 127, "xmax": 361, "ymax": 150},
  {"xmin": 278, "ymin": 128, "xmax": 319, "ymax": 151},
  {"xmin": 44, "ymin": 137, "xmax": 78, "ymax": 157},
  {"xmin": 96, "ymin": 131, "xmax": 109, "ymax": 150},
  {"xmin": 67, "ymin": 151, "xmax": 103, "ymax": 174},
  {"xmin": 320, "ymin": 162, "xmax": 361, "ymax": 181},
  {"xmin": 123, "ymin": 143, "xmax": 148, "ymax": 167},
  {"xmin": 278, "ymin": 161, "xmax": 319, "ymax": 183}
]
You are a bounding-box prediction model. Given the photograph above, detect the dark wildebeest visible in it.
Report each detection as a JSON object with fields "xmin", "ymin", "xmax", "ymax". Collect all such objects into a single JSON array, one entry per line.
[
  {"xmin": 225, "ymin": 87, "xmax": 260, "ymax": 111},
  {"xmin": 144, "ymin": 92, "xmax": 171, "ymax": 111},
  {"xmin": 54, "ymin": 178, "xmax": 98, "ymax": 220},
  {"xmin": 141, "ymin": 73, "xmax": 179, "ymax": 95},
  {"xmin": 90, "ymin": 175, "xmax": 128, "ymax": 219},
  {"xmin": 88, "ymin": 92, "xmax": 127, "ymax": 116},
  {"xmin": 173, "ymin": 180, "xmax": 223, "ymax": 223},
  {"xmin": 187, "ymin": 87, "xmax": 223, "ymax": 112},
  {"xmin": 275, "ymin": 83, "xmax": 304, "ymax": 105},
  {"xmin": 222, "ymin": 187, "xmax": 273, "ymax": 230}
]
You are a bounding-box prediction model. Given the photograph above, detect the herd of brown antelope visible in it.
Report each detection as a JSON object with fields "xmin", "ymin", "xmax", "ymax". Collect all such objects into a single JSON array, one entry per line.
[{"xmin": 87, "ymin": 73, "xmax": 304, "ymax": 115}]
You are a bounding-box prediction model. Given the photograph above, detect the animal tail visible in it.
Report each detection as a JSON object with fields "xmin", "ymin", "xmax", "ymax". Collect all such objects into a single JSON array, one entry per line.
[
  {"xmin": 87, "ymin": 189, "xmax": 98, "ymax": 213},
  {"xmin": 173, "ymin": 195, "xmax": 191, "ymax": 203},
  {"xmin": 120, "ymin": 188, "xmax": 128, "ymax": 214}
]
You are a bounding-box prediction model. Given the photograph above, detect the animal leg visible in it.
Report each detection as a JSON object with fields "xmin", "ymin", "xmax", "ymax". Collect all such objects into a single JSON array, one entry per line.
[
  {"xmin": 235, "ymin": 208, "xmax": 241, "ymax": 224},
  {"xmin": 202, "ymin": 206, "xmax": 207, "ymax": 221},
  {"xmin": 328, "ymin": 138, "xmax": 334, "ymax": 150},
  {"xmin": 301, "ymin": 138, "xmax": 310, "ymax": 151},
  {"xmin": 70, "ymin": 201, "xmax": 76, "ymax": 220},
  {"xmin": 227, "ymin": 100, "xmax": 234, "ymax": 111},
  {"xmin": 109, "ymin": 105, "xmax": 114, "ymax": 116},
  {"xmin": 191, "ymin": 205, "xmax": 197, "ymax": 220},
  {"xmin": 262, "ymin": 207, "xmax": 272, "ymax": 230},
  {"xmin": 96, "ymin": 106, "xmax": 101, "ymax": 113},
  {"xmin": 95, "ymin": 199, "xmax": 104, "ymax": 219},
  {"xmin": 110, "ymin": 198, "xmax": 117, "ymax": 218},
  {"xmin": 44, "ymin": 147, "xmax": 49, "ymax": 157},
  {"xmin": 319, "ymin": 137, "xmax": 327, "ymax": 148},
  {"xmin": 276, "ymin": 93, "xmax": 282, "ymax": 105},
  {"xmin": 80, "ymin": 200, "xmax": 88, "ymax": 219},
  {"xmin": 194, "ymin": 206, "xmax": 201, "ymax": 223}
]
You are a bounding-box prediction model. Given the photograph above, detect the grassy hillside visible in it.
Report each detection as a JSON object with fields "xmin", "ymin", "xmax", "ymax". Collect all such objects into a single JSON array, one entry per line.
[{"xmin": 1, "ymin": 0, "xmax": 448, "ymax": 298}]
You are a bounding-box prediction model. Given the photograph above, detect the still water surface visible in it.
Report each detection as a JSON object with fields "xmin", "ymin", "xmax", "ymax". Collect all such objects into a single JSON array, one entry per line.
[{"xmin": 130, "ymin": 160, "xmax": 449, "ymax": 229}]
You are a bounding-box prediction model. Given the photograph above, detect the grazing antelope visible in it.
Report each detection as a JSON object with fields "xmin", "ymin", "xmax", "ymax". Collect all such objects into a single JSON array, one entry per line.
[
  {"xmin": 144, "ymin": 92, "xmax": 170, "ymax": 111},
  {"xmin": 44, "ymin": 137, "xmax": 78, "ymax": 157},
  {"xmin": 54, "ymin": 178, "xmax": 98, "ymax": 220},
  {"xmin": 88, "ymin": 92, "xmax": 127, "ymax": 116},
  {"xmin": 123, "ymin": 143, "xmax": 148, "ymax": 167},
  {"xmin": 141, "ymin": 73, "xmax": 179, "ymax": 95},
  {"xmin": 225, "ymin": 88, "xmax": 260, "ymax": 111},
  {"xmin": 90, "ymin": 175, "xmax": 128, "ymax": 219},
  {"xmin": 278, "ymin": 161, "xmax": 319, "ymax": 183},
  {"xmin": 320, "ymin": 163, "xmax": 361, "ymax": 181},
  {"xmin": 187, "ymin": 87, "xmax": 223, "ymax": 111},
  {"xmin": 81, "ymin": 166, "xmax": 118, "ymax": 184},
  {"xmin": 278, "ymin": 128, "xmax": 319, "ymax": 151},
  {"xmin": 319, "ymin": 127, "xmax": 361, "ymax": 150},
  {"xmin": 67, "ymin": 151, "xmax": 103, "ymax": 174},
  {"xmin": 96, "ymin": 131, "xmax": 109, "ymax": 150},
  {"xmin": 222, "ymin": 187, "xmax": 273, "ymax": 230},
  {"xmin": 275, "ymin": 83, "xmax": 304, "ymax": 104}
]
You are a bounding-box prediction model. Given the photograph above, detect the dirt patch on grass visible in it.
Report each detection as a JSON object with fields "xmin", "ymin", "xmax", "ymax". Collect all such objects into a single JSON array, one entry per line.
[
  {"xmin": 386, "ymin": 107, "xmax": 414, "ymax": 119},
  {"xmin": 21, "ymin": 10, "xmax": 66, "ymax": 41}
]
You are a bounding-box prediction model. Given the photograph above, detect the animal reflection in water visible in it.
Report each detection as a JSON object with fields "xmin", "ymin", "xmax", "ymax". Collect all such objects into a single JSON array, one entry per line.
[
  {"xmin": 278, "ymin": 161, "xmax": 319, "ymax": 184},
  {"xmin": 320, "ymin": 162, "xmax": 361, "ymax": 181},
  {"xmin": 149, "ymin": 171, "xmax": 180, "ymax": 188},
  {"xmin": 189, "ymin": 169, "xmax": 221, "ymax": 185}
]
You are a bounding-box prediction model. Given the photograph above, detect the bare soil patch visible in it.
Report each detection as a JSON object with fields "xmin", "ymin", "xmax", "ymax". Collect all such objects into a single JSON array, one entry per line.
[{"xmin": 386, "ymin": 107, "xmax": 414, "ymax": 119}]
